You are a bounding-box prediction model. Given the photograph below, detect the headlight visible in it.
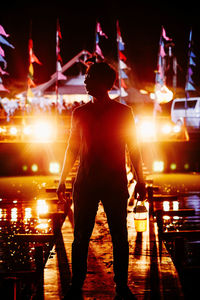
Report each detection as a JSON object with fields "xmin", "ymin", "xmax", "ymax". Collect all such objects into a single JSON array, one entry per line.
[
  {"xmin": 153, "ymin": 160, "xmax": 164, "ymax": 172},
  {"xmin": 137, "ymin": 120, "xmax": 156, "ymax": 140},
  {"xmin": 161, "ymin": 123, "xmax": 172, "ymax": 135},
  {"xmin": 49, "ymin": 162, "xmax": 60, "ymax": 174}
]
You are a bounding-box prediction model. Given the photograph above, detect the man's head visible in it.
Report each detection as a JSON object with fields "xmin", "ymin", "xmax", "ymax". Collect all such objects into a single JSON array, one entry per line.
[{"xmin": 84, "ymin": 62, "xmax": 116, "ymax": 98}]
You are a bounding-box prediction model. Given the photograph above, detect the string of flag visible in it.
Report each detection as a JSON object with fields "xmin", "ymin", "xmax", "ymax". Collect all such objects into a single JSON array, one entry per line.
[
  {"xmin": 0, "ymin": 24, "xmax": 14, "ymax": 92},
  {"xmin": 56, "ymin": 19, "xmax": 67, "ymax": 82},
  {"xmin": 185, "ymin": 29, "xmax": 196, "ymax": 97},
  {"xmin": 95, "ymin": 21, "xmax": 108, "ymax": 59},
  {"xmin": 116, "ymin": 20, "xmax": 129, "ymax": 102},
  {"xmin": 155, "ymin": 26, "xmax": 172, "ymax": 87},
  {"xmin": 27, "ymin": 36, "xmax": 42, "ymax": 98}
]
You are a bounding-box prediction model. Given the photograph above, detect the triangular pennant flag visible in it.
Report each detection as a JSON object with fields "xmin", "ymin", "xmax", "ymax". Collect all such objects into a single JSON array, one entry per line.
[
  {"xmin": 189, "ymin": 56, "xmax": 196, "ymax": 66},
  {"xmin": 120, "ymin": 69, "xmax": 128, "ymax": 79},
  {"xmin": 120, "ymin": 87, "xmax": 128, "ymax": 97},
  {"xmin": 188, "ymin": 67, "xmax": 193, "ymax": 76},
  {"xmin": 118, "ymin": 40, "xmax": 125, "ymax": 51},
  {"xmin": 0, "ymin": 83, "xmax": 9, "ymax": 92},
  {"xmin": 189, "ymin": 29, "xmax": 192, "ymax": 46},
  {"xmin": 190, "ymin": 51, "xmax": 196, "ymax": 58},
  {"xmin": 119, "ymin": 51, "xmax": 127, "ymax": 61},
  {"xmin": 29, "ymin": 63, "xmax": 34, "ymax": 78},
  {"xmin": 0, "ymin": 46, "xmax": 5, "ymax": 57},
  {"xmin": 96, "ymin": 22, "xmax": 108, "ymax": 38},
  {"xmin": 57, "ymin": 72, "xmax": 67, "ymax": 80},
  {"xmin": 185, "ymin": 81, "xmax": 195, "ymax": 91},
  {"xmin": 0, "ymin": 35, "xmax": 14, "ymax": 48},
  {"xmin": 188, "ymin": 75, "xmax": 194, "ymax": 84},
  {"xmin": 121, "ymin": 78, "xmax": 127, "ymax": 89},
  {"xmin": 155, "ymin": 72, "xmax": 164, "ymax": 85},
  {"xmin": 162, "ymin": 27, "xmax": 172, "ymax": 41},
  {"xmin": 28, "ymin": 77, "xmax": 36, "ymax": 87},
  {"xmin": 29, "ymin": 39, "xmax": 42, "ymax": 65},
  {"xmin": 119, "ymin": 60, "xmax": 127, "ymax": 69},
  {"xmin": 0, "ymin": 55, "xmax": 7, "ymax": 68},
  {"xmin": 0, "ymin": 66, "xmax": 8, "ymax": 75},
  {"xmin": 95, "ymin": 22, "xmax": 108, "ymax": 59},
  {"xmin": 0, "ymin": 25, "xmax": 9, "ymax": 37},
  {"xmin": 96, "ymin": 33, "xmax": 99, "ymax": 44},
  {"xmin": 56, "ymin": 61, "xmax": 67, "ymax": 80},
  {"xmin": 95, "ymin": 43, "xmax": 104, "ymax": 58},
  {"xmin": 160, "ymin": 42, "xmax": 166, "ymax": 57},
  {"xmin": 27, "ymin": 86, "xmax": 34, "ymax": 97}
]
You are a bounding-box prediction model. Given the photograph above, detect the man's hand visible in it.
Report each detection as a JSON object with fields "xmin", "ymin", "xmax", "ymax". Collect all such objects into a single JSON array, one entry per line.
[
  {"xmin": 57, "ymin": 183, "xmax": 66, "ymax": 203},
  {"xmin": 134, "ymin": 182, "xmax": 146, "ymax": 200}
]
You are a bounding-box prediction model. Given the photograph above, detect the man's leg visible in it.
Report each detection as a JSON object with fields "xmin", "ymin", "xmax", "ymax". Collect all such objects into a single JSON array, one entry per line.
[
  {"xmin": 102, "ymin": 196, "xmax": 129, "ymax": 287},
  {"xmin": 71, "ymin": 193, "xmax": 99, "ymax": 288}
]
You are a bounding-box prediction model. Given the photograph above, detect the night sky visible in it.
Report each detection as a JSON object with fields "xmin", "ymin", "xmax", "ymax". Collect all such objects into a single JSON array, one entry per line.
[{"xmin": 1, "ymin": 1, "xmax": 200, "ymax": 94}]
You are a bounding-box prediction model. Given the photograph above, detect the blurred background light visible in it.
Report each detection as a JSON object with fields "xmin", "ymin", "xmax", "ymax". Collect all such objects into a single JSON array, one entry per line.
[
  {"xmin": 49, "ymin": 162, "xmax": 60, "ymax": 174},
  {"xmin": 153, "ymin": 160, "xmax": 164, "ymax": 172}
]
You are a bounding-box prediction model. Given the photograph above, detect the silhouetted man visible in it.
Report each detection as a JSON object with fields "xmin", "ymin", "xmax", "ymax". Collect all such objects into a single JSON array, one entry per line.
[{"xmin": 57, "ymin": 61, "xmax": 146, "ymax": 299}]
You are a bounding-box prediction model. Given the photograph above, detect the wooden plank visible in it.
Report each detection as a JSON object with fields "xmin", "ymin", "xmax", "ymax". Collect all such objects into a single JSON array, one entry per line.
[
  {"xmin": 13, "ymin": 234, "xmax": 54, "ymax": 243},
  {"xmin": 160, "ymin": 209, "xmax": 195, "ymax": 216},
  {"xmin": 163, "ymin": 230, "xmax": 200, "ymax": 239},
  {"xmin": 152, "ymin": 194, "xmax": 178, "ymax": 201}
]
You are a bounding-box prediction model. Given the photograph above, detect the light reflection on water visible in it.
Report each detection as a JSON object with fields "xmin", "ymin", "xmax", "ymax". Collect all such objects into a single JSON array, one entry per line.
[{"xmin": 0, "ymin": 201, "xmax": 53, "ymax": 272}]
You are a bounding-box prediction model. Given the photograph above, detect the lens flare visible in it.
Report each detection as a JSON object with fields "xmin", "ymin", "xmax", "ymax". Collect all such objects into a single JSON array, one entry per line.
[{"xmin": 37, "ymin": 199, "xmax": 48, "ymax": 215}]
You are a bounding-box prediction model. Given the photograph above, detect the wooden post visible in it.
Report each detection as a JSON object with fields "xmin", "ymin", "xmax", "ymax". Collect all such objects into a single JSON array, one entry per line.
[{"xmin": 35, "ymin": 245, "xmax": 44, "ymax": 299}]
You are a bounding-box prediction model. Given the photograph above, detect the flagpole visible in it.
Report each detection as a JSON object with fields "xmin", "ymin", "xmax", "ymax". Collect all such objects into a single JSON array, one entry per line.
[
  {"xmin": 116, "ymin": 20, "xmax": 122, "ymax": 103},
  {"xmin": 26, "ymin": 19, "xmax": 32, "ymax": 110},
  {"xmin": 184, "ymin": 28, "xmax": 193, "ymax": 123},
  {"xmin": 56, "ymin": 18, "xmax": 59, "ymax": 108},
  {"xmin": 94, "ymin": 20, "xmax": 97, "ymax": 55}
]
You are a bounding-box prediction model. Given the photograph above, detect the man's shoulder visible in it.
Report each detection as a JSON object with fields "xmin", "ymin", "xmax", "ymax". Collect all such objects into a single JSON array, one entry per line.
[
  {"xmin": 73, "ymin": 101, "xmax": 92, "ymax": 115},
  {"xmin": 111, "ymin": 99, "xmax": 132, "ymax": 114}
]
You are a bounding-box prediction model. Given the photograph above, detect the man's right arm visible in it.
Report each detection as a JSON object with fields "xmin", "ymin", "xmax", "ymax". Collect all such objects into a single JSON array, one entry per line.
[{"xmin": 57, "ymin": 110, "xmax": 80, "ymax": 194}]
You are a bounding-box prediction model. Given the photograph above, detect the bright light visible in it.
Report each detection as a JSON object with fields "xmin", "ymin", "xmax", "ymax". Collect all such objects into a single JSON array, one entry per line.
[
  {"xmin": 137, "ymin": 120, "xmax": 156, "ymax": 140},
  {"xmin": 49, "ymin": 162, "xmax": 60, "ymax": 174},
  {"xmin": 10, "ymin": 126, "xmax": 18, "ymax": 135},
  {"xmin": 161, "ymin": 124, "xmax": 172, "ymax": 135},
  {"xmin": 24, "ymin": 207, "xmax": 32, "ymax": 221},
  {"xmin": 153, "ymin": 160, "xmax": 164, "ymax": 172},
  {"xmin": 31, "ymin": 164, "xmax": 38, "ymax": 172},
  {"xmin": 184, "ymin": 163, "xmax": 189, "ymax": 170},
  {"xmin": 11, "ymin": 207, "xmax": 18, "ymax": 222},
  {"xmin": 37, "ymin": 199, "xmax": 48, "ymax": 215},
  {"xmin": 22, "ymin": 165, "xmax": 28, "ymax": 172},
  {"xmin": 173, "ymin": 201, "xmax": 179, "ymax": 211},
  {"xmin": 170, "ymin": 163, "xmax": 177, "ymax": 171},
  {"xmin": 163, "ymin": 215, "xmax": 170, "ymax": 220},
  {"xmin": 127, "ymin": 171, "xmax": 134, "ymax": 182},
  {"xmin": 33, "ymin": 122, "xmax": 53, "ymax": 140},
  {"xmin": 0, "ymin": 208, "xmax": 6, "ymax": 221},
  {"xmin": 140, "ymin": 89, "xmax": 148, "ymax": 94},
  {"xmin": 0, "ymin": 127, "xmax": 6, "ymax": 133},
  {"xmin": 154, "ymin": 84, "xmax": 173, "ymax": 103},
  {"xmin": 23, "ymin": 126, "xmax": 32, "ymax": 135},
  {"xmin": 173, "ymin": 125, "xmax": 181, "ymax": 133},
  {"xmin": 35, "ymin": 223, "xmax": 49, "ymax": 230},
  {"xmin": 163, "ymin": 201, "xmax": 170, "ymax": 211}
]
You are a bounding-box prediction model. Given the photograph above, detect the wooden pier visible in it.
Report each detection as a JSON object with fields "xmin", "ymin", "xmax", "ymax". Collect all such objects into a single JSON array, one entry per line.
[{"xmin": 43, "ymin": 181, "xmax": 184, "ymax": 300}]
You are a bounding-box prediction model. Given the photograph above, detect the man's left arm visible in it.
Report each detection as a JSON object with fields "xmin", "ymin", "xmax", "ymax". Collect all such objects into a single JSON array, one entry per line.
[{"xmin": 125, "ymin": 109, "xmax": 146, "ymax": 199}]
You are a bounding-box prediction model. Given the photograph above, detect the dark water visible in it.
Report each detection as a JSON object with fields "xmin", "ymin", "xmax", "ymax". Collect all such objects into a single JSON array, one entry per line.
[{"xmin": 161, "ymin": 194, "xmax": 200, "ymax": 300}]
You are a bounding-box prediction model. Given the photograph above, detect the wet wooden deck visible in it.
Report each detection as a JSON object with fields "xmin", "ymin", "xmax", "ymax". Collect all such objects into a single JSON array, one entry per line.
[{"xmin": 43, "ymin": 183, "xmax": 184, "ymax": 300}]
